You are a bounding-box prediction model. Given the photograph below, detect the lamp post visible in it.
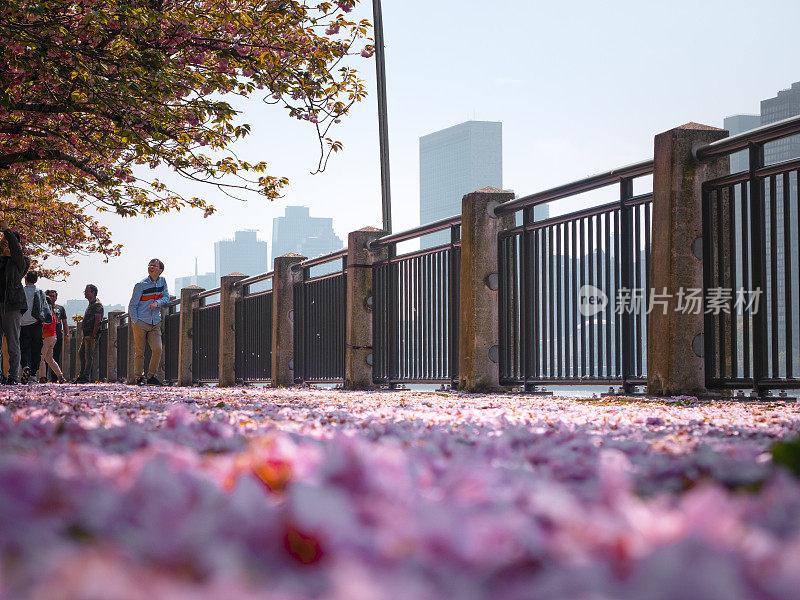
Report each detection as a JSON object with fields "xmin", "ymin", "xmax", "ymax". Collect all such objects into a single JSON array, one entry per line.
[{"xmin": 372, "ymin": 0, "xmax": 392, "ymax": 234}]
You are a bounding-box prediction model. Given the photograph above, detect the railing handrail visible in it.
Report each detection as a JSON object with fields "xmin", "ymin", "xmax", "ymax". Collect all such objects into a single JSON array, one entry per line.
[
  {"xmin": 290, "ymin": 248, "xmax": 347, "ymax": 272},
  {"xmin": 366, "ymin": 160, "xmax": 653, "ymax": 251},
  {"xmin": 367, "ymin": 215, "xmax": 461, "ymax": 250},
  {"xmin": 235, "ymin": 271, "xmax": 274, "ymax": 288},
  {"xmin": 495, "ymin": 159, "xmax": 654, "ymax": 217},
  {"xmin": 694, "ymin": 114, "xmax": 800, "ymax": 162},
  {"xmin": 195, "ymin": 288, "xmax": 222, "ymax": 301}
]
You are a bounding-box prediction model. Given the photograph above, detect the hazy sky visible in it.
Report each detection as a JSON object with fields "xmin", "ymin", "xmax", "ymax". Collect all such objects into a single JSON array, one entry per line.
[{"xmin": 39, "ymin": 0, "xmax": 800, "ymax": 307}]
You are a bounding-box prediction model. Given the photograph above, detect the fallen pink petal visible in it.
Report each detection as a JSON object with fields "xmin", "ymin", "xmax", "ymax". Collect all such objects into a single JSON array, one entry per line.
[{"xmin": 1, "ymin": 384, "xmax": 800, "ymax": 598}]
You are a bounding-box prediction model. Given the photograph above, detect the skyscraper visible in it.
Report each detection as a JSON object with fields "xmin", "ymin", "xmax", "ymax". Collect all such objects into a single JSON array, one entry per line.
[
  {"xmin": 214, "ymin": 230, "xmax": 269, "ymax": 283},
  {"xmin": 174, "ymin": 258, "xmax": 217, "ymax": 294},
  {"xmin": 419, "ymin": 121, "xmax": 502, "ymax": 246},
  {"xmin": 723, "ymin": 114, "xmax": 761, "ymax": 173},
  {"xmin": 271, "ymin": 206, "xmax": 343, "ymax": 261},
  {"xmin": 761, "ymin": 81, "xmax": 800, "ymax": 165}
]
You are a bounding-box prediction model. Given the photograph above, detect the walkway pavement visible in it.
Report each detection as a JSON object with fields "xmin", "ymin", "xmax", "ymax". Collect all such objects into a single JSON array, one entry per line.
[{"xmin": 2, "ymin": 384, "xmax": 800, "ymax": 599}]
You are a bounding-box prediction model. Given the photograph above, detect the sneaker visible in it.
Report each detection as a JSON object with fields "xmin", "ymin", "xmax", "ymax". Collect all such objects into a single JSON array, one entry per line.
[
  {"xmin": 73, "ymin": 376, "xmax": 89, "ymax": 384},
  {"xmin": 20, "ymin": 367, "xmax": 30, "ymax": 384},
  {"xmin": 146, "ymin": 376, "xmax": 163, "ymax": 387},
  {"xmin": 136, "ymin": 376, "xmax": 147, "ymax": 386},
  {"xmin": 5, "ymin": 378, "xmax": 18, "ymax": 386},
  {"xmin": 38, "ymin": 377, "xmax": 47, "ymax": 384}
]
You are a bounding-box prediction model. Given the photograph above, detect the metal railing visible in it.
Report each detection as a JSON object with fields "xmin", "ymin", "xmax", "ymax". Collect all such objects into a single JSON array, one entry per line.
[
  {"xmin": 293, "ymin": 254, "xmax": 347, "ymax": 383},
  {"xmin": 192, "ymin": 290, "xmax": 220, "ymax": 382},
  {"xmin": 497, "ymin": 161, "xmax": 654, "ymax": 391},
  {"xmin": 234, "ymin": 273, "xmax": 273, "ymax": 383},
  {"xmin": 163, "ymin": 302, "xmax": 180, "ymax": 383},
  {"xmin": 97, "ymin": 320, "xmax": 108, "ymax": 382},
  {"xmin": 371, "ymin": 221, "xmax": 461, "ymax": 384},
  {"xmin": 117, "ymin": 315, "xmax": 129, "ymax": 381},
  {"xmin": 696, "ymin": 114, "xmax": 800, "ymax": 393}
]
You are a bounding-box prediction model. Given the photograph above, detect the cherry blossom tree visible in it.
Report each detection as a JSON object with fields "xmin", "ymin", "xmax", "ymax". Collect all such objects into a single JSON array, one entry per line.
[{"xmin": 0, "ymin": 0, "xmax": 372, "ymax": 273}]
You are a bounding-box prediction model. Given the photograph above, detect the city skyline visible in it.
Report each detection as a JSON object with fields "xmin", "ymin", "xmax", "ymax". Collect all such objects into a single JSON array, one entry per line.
[{"xmin": 34, "ymin": 0, "xmax": 800, "ymax": 306}]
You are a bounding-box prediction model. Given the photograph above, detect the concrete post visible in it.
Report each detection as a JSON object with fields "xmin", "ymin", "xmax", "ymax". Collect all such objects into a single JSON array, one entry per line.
[
  {"xmin": 344, "ymin": 228, "xmax": 387, "ymax": 390},
  {"xmin": 125, "ymin": 315, "xmax": 136, "ymax": 384},
  {"xmin": 647, "ymin": 123, "xmax": 729, "ymax": 396},
  {"xmin": 458, "ymin": 187, "xmax": 515, "ymax": 392},
  {"xmin": 107, "ymin": 311, "xmax": 123, "ymax": 382},
  {"xmin": 271, "ymin": 254, "xmax": 306, "ymax": 387},
  {"xmin": 177, "ymin": 286, "xmax": 203, "ymax": 386},
  {"xmin": 219, "ymin": 273, "xmax": 247, "ymax": 387}
]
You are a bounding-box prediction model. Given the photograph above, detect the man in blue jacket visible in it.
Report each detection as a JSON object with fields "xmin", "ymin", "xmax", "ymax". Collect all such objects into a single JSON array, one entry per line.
[{"xmin": 128, "ymin": 258, "xmax": 169, "ymax": 386}]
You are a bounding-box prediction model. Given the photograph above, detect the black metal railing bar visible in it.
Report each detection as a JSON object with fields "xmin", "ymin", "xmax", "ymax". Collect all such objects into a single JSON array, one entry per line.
[
  {"xmin": 496, "ymin": 159, "xmax": 654, "ymax": 217},
  {"xmin": 694, "ymin": 114, "xmax": 800, "ymax": 162}
]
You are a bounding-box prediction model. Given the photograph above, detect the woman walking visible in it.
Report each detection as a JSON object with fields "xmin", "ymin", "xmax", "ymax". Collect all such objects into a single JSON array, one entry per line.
[{"xmin": 37, "ymin": 293, "xmax": 65, "ymax": 383}]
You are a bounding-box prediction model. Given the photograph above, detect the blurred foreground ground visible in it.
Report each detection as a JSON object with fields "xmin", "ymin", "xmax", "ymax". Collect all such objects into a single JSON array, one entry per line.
[{"xmin": 1, "ymin": 384, "xmax": 800, "ymax": 599}]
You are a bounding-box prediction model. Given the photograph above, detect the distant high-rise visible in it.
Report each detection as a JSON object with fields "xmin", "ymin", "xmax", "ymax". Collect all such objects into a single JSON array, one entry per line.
[
  {"xmin": 723, "ymin": 114, "xmax": 760, "ymax": 173},
  {"xmin": 271, "ymin": 206, "xmax": 343, "ymax": 261},
  {"xmin": 761, "ymin": 81, "xmax": 800, "ymax": 165},
  {"xmin": 175, "ymin": 258, "xmax": 217, "ymax": 293},
  {"xmin": 419, "ymin": 121, "xmax": 502, "ymax": 246},
  {"xmin": 214, "ymin": 230, "xmax": 269, "ymax": 283}
]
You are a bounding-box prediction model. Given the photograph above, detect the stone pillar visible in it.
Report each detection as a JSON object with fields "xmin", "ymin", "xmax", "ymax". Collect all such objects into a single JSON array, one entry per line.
[
  {"xmin": 271, "ymin": 254, "xmax": 305, "ymax": 388},
  {"xmin": 107, "ymin": 311, "xmax": 123, "ymax": 382},
  {"xmin": 458, "ymin": 187, "xmax": 515, "ymax": 392},
  {"xmin": 178, "ymin": 286, "xmax": 204, "ymax": 386},
  {"xmin": 344, "ymin": 228, "xmax": 387, "ymax": 390},
  {"xmin": 218, "ymin": 273, "xmax": 247, "ymax": 387},
  {"xmin": 647, "ymin": 123, "xmax": 729, "ymax": 396}
]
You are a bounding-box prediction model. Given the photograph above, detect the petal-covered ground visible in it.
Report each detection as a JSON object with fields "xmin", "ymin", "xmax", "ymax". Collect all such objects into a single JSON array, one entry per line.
[{"xmin": 1, "ymin": 384, "xmax": 800, "ymax": 599}]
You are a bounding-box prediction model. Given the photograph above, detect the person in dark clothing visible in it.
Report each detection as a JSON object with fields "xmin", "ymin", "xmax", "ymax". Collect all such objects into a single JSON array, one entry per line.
[
  {"xmin": 20, "ymin": 271, "xmax": 44, "ymax": 383},
  {"xmin": 75, "ymin": 284, "xmax": 103, "ymax": 383},
  {"xmin": 45, "ymin": 290, "xmax": 68, "ymax": 381},
  {"xmin": 0, "ymin": 219, "xmax": 29, "ymax": 385}
]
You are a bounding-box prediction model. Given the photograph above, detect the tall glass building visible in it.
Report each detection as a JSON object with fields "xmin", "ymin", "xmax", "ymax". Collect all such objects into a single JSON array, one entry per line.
[
  {"xmin": 419, "ymin": 121, "xmax": 503, "ymax": 247},
  {"xmin": 214, "ymin": 230, "xmax": 269, "ymax": 283},
  {"xmin": 271, "ymin": 206, "xmax": 343, "ymax": 262}
]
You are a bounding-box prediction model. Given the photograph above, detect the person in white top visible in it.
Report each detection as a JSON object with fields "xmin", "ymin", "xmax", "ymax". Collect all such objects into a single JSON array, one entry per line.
[{"xmin": 19, "ymin": 271, "xmax": 43, "ymax": 384}]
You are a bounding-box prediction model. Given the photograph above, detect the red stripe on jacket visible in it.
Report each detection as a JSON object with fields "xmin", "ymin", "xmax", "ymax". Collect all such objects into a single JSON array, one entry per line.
[{"xmin": 140, "ymin": 293, "xmax": 163, "ymax": 302}]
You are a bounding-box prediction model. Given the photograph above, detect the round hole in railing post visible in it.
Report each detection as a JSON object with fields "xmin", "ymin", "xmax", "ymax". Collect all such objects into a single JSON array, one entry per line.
[
  {"xmin": 485, "ymin": 273, "xmax": 499, "ymax": 291},
  {"xmin": 488, "ymin": 345, "xmax": 500, "ymax": 363},
  {"xmin": 365, "ymin": 296, "xmax": 373, "ymax": 309},
  {"xmin": 366, "ymin": 353, "xmax": 373, "ymax": 366},
  {"xmin": 692, "ymin": 333, "xmax": 704, "ymax": 357},
  {"xmin": 288, "ymin": 310, "xmax": 294, "ymax": 322},
  {"xmin": 288, "ymin": 359, "xmax": 294, "ymax": 371},
  {"xmin": 691, "ymin": 237, "xmax": 703, "ymax": 261},
  {"xmin": 487, "ymin": 200, "xmax": 500, "ymax": 218}
]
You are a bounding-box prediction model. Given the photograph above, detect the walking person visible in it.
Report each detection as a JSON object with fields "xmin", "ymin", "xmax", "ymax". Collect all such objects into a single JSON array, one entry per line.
[
  {"xmin": 128, "ymin": 259, "xmax": 169, "ymax": 386},
  {"xmin": 45, "ymin": 290, "xmax": 68, "ymax": 381},
  {"xmin": 20, "ymin": 271, "xmax": 45, "ymax": 383},
  {"xmin": 37, "ymin": 293, "xmax": 65, "ymax": 383},
  {"xmin": 0, "ymin": 219, "xmax": 28, "ymax": 385},
  {"xmin": 74, "ymin": 284, "xmax": 104, "ymax": 383}
]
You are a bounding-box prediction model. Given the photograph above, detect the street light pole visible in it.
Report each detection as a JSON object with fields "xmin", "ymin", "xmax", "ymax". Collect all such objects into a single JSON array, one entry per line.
[{"xmin": 372, "ymin": 0, "xmax": 392, "ymax": 234}]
